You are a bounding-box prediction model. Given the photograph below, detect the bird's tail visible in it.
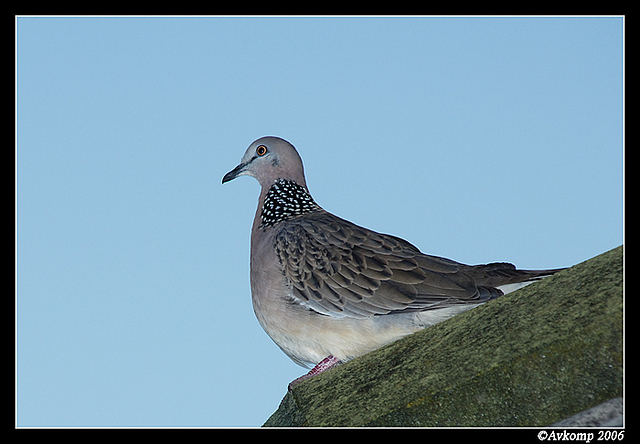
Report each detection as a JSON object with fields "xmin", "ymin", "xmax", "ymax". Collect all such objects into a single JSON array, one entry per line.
[{"xmin": 470, "ymin": 263, "xmax": 567, "ymax": 296}]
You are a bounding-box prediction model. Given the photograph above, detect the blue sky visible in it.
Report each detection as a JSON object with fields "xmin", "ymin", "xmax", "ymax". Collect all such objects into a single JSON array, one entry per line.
[{"xmin": 16, "ymin": 16, "xmax": 623, "ymax": 427}]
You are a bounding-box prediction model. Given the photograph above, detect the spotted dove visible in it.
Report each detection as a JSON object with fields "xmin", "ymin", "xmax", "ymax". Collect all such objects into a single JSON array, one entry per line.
[{"xmin": 222, "ymin": 136, "xmax": 564, "ymax": 385}]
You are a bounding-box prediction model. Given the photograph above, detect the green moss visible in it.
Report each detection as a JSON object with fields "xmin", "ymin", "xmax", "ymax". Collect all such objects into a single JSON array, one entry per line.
[{"xmin": 263, "ymin": 246, "xmax": 623, "ymax": 427}]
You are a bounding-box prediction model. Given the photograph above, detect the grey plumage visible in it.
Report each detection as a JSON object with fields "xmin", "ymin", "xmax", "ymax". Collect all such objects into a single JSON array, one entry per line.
[{"xmin": 223, "ymin": 136, "xmax": 564, "ymax": 372}]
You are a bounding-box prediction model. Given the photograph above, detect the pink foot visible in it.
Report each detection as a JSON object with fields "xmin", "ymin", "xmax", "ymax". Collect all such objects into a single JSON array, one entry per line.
[{"xmin": 288, "ymin": 355, "xmax": 342, "ymax": 390}]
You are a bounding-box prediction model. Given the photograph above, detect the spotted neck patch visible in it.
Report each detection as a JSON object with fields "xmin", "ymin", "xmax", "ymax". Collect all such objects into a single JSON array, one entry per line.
[{"xmin": 260, "ymin": 179, "xmax": 321, "ymax": 228}]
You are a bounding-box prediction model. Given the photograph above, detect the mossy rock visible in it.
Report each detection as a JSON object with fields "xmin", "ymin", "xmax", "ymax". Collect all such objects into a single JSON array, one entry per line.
[{"xmin": 264, "ymin": 246, "xmax": 623, "ymax": 427}]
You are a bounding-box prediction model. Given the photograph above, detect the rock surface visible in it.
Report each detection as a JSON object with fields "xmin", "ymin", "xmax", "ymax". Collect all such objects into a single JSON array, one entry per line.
[
  {"xmin": 550, "ymin": 398, "xmax": 623, "ymax": 427},
  {"xmin": 263, "ymin": 246, "xmax": 623, "ymax": 427}
]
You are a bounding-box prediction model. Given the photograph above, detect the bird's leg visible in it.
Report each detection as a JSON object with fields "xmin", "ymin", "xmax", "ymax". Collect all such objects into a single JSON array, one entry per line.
[{"xmin": 288, "ymin": 355, "xmax": 342, "ymax": 390}]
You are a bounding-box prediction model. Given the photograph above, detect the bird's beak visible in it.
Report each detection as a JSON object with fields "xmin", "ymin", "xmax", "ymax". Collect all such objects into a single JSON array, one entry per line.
[{"xmin": 222, "ymin": 162, "xmax": 248, "ymax": 184}]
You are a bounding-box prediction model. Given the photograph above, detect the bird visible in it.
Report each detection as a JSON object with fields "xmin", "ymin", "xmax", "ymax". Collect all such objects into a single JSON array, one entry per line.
[{"xmin": 222, "ymin": 136, "xmax": 565, "ymax": 386}]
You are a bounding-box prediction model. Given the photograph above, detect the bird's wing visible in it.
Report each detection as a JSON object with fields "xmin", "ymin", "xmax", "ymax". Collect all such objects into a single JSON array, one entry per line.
[{"xmin": 273, "ymin": 211, "xmax": 504, "ymax": 318}]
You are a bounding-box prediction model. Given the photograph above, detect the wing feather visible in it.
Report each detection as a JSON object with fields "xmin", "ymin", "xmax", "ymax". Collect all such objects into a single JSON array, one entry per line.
[{"xmin": 273, "ymin": 211, "xmax": 512, "ymax": 318}]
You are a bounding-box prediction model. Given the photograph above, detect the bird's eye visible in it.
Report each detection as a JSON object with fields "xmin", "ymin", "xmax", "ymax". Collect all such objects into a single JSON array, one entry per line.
[{"xmin": 256, "ymin": 145, "xmax": 268, "ymax": 156}]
